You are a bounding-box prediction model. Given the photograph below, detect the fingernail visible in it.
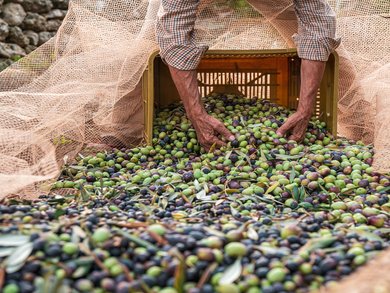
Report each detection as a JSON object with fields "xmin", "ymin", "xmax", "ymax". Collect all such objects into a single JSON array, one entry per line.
[
  {"xmin": 276, "ymin": 131, "xmax": 282, "ymax": 136},
  {"xmin": 229, "ymin": 136, "xmax": 235, "ymax": 141}
]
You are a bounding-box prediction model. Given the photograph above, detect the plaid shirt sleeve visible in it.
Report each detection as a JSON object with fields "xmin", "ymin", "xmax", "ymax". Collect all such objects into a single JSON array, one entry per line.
[
  {"xmin": 156, "ymin": 0, "xmax": 341, "ymax": 71},
  {"xmin": 156, "ymin": 0, "xmax": 208, "ymax": 71},
  {"xmin": 292, "ymin": 0, "xmax": 341, "ymax": 61}
]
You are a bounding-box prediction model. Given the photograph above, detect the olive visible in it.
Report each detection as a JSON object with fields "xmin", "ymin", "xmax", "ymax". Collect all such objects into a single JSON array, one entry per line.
[
  {"xmin": 63, "ymin": 242, "xmax": 79, "ymax": 255},
  {"xmin": 267, "ymin": 268, "xmax": 287, "ymax": 283},
  {"xmin": 3, "ymin": 284, "xmax": 20, "ymax": 293},
  {"xmin": 92, "ymin": 227, "xmax": 111, "ymax": 243}
]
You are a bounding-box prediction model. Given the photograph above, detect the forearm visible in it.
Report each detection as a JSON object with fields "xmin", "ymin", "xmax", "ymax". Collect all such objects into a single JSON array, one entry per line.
[
  {"xmin": 297, "ymin": 59, "xmax": 326, "ymax": 118},
  {"xmin": 168, "ymin": 66, "xmax": 205, "ymax": 120},
  {"xmin": 276, "ymin": 59, "xmax": 326, "ymax": 141},
  {"xmin": 168, "ymin": 65, "xmax": 234, "ymax": 149}
]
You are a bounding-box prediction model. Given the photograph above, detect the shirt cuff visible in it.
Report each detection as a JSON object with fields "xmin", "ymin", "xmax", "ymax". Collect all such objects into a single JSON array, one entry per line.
[
  {"xmin": 293, "ymin": 34, "xmax": 341, "ymax": 61},
  {"xmin": 161, "ymin": 44, "xmax": 209, "ymax": 71}
]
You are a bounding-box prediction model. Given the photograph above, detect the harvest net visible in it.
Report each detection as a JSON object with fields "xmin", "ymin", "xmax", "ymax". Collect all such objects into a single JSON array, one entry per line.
[{"xmin": 0, "ymin": 0, "xmax": 389, "ymax": 198}]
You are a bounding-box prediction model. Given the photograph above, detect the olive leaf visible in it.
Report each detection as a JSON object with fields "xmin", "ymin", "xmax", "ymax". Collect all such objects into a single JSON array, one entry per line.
[
  {"xmin": 80, "ymin": 187, "xmax": 92, "ymax": 202},
  {"xmin": 168, "ymin": 192, "xmax": 180, "ymax": 201},
  {"xmin": 6, "ymin": 262, "xmax": 26, "ymax": 274},
  {"xmin": 0, "ymin": 235, "xmax": 30, "ymax": 247},
  {"xmin": 299, "ymin": 187, "xmax": 307, "ymax": 202},
  {"xmin": 72, "ymin": 264, "xmax": 92, "ymax": 278},
  {"xmin": 298, "ymin": 236, "xmax": 337, "ymax": 254},
  {"xmin": 225, "ymin": 150, "xmax": 232, "ymax": 161},
  {"xmin": 236, "ymin": 150, "xmax": 252, "ymax": 166},
  {"xmin": 230, "ymin": 204, "xmax": 239, "ymax": 216},
  {"xmin": 215, "ymin": 199, "xmax": 225, "ymax": 206},
  {"xmin": 274, "ymin": 153, "xmax": 305, "ymax": 161},
  {"xmin": 160, "ymin": 197, "xmax": 168, "ymax": 210},
  {"xmin": 4, "ymin": 242, "xmax": 33, "ymax": 273},
  {"xmin": 247, "ymin": 227, "xmax": 259, "ymax": 241},
  {"xmin": 292, "ymin": 186, "xmax": 300, "ymax": 202},
  {"xmin": 298, "ymin": 202, "xmax": 313, "ymax": 210},
  {"xmin": 240, "ymin": 116, "xmax": 246, "ymax": 127},
  {"xmin": 173, "ymin": 252, "xmax": 186, "ymax": 293},
  {"xmin": 353, "ymin": 229, "xmax": 384, "ymax": 243},
  {"xmin": 219, "ymin": 258, "xmax": 242, "ymax": 285},
  {"xmin": 289, "ymin": 168, "xmax": 296, "ymax": 183},
  {"xmin": 265, "ymin": 182, "xmax": 279, "ymax": 195},
  {"xmin": 379, "ymin": 186, "xmax": 390, "ymax": 194},
  {"xmin": 259, "ymin": 148, "xmax": 268, "ymax": 161},
  {"xmin": 203, "ymin": 227, "xmax": 226, "ymax": 238},
  {"xmin": 69, "ymin": 165, "xmax": 87, "ymax": 171},
  {"xmin": 194, "ymin": 179, "xmax": 201, "ymax": 191},
  {"xmin": 196, "ymin": 189, "xmax": 212, "ymax": 201},
  {"xmin": 256, "ymin": 246, "xmax": 290, "ymax": 256},
  {"xmin": 248, "ymin": 123, "xmax": 262, "ymax": 128},
  {"xmin": 54, "ymin": 208, "xmax": 66, "ymax": 219},
  {"xmin": 0, "ymin": 247, "xmax": 15, "ymax": 258},
  {"xmin": 71, "ymin": 226, "xmax": 85, "ymax": 244},
  {"xmin": 377, "ymin": 228, "xmax": 390, "ymax": 234},
  {"xmin": 203, "ymin": 183, "xmax": 209, "ymax": 194},
  {"xmin": 224, "ymin": 189, "xmax": 240, "ymax": 194},
  {"xmin": 48, "ymin": 196, "xmax": 66, "ymax": 204}
]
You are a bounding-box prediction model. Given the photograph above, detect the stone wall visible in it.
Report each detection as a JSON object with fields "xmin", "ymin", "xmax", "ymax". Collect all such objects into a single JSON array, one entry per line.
[{"xmin": 0, "ymin": 0, "xmax": 68, "ymax": 71}]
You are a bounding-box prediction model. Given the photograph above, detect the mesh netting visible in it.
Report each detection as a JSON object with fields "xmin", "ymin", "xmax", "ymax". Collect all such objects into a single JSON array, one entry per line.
[{"xmin": 0, "ymin": 0, "xmax": 389, "ymax": 198}]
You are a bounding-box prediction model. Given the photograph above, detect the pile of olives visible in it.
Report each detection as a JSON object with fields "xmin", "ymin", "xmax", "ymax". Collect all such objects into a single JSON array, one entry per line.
[{"xmin": 0, "ymin": 94, "xmax": 389, "ymax": 293}]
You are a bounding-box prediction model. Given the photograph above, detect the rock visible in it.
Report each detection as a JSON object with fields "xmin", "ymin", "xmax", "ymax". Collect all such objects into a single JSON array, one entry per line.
[
  {"xmin": 1, "ymin": 3, "xmax": 27, "ymax": 26},
  {"xmin": 0, "ymin": 19, "xmax": 9, "ymax": 42},
  {"xmin": 24, "ymin": 30, "xmax": 39, "ymax": 46},
  {"xmin": 45, "ymin": 9, "xmax": 67, "ymax": 20},
  {"xmin": 0, "ymin": 42, "xmax": 12, "ymax": 58},
  {"xmin": 0, "ymin": 58, "xmax": 13, "ymax": 71},
  {"xmin": 21, "ymin": 0, "xmax": 53, "ymax": 14},
  {"xmin": 25, "ymin": 44, "xmax": 37, "ymax": 54},
  {"xmin": 52, "ymin": 0, "xmax": 69, "ymax": 10},
  {"xmin": 7, "ymin": 26, "xmax": 30, "ymax": 48},
  {"xmin": 3, "ymin": 0, "xmax": 24, "ymax": 3},
  {"xmin": 46, "ymin": 19, "xmax": 62, "ymax": 32},
  {"xmin": 38, "ymin": 31, "xmax": 55, "ymax": 45},
  {"xmin": 22, "ymin": 12, "xmax": 47, "ymax": 32},
  {"xmin": 0, "ymin": 42, "xmax": 26, "ymax": 58}
]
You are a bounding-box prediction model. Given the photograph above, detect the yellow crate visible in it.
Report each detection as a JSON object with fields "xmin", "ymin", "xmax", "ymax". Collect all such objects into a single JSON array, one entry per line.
[{"xmin": 142, "ymin": 49, "xmax": 339, "ymax": 145}]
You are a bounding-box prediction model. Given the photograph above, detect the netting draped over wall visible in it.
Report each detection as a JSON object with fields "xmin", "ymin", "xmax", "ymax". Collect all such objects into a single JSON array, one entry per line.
[{"xmin": 0, "ymin": 0, "xmax": 389, "ymax": 198}]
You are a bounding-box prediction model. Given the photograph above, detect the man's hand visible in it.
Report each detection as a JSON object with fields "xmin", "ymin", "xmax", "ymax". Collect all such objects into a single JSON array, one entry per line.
[
  {"xmin": 188, "ymin": 111, "xmax": 234, "ymax": 150},
  {"xmin": 277, "ymin": 59, "xmax": 326, "ymax": 142},
  {"xmin": 168, "ymin": 65, "xmax": 234, "ymax": 150},
  {"xmin": 276, "ymin": 111, "xmax": 311, "ymax": 141}
]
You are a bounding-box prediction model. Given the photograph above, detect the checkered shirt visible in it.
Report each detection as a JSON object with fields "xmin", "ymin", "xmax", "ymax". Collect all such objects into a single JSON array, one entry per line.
[{"xmin": 156, "ymin": 0, "xmax": 341, "ymax": 70}]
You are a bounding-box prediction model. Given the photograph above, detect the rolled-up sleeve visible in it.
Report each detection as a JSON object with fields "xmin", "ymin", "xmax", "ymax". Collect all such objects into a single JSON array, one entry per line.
[
  {"xmin": 156, "ymin": 0, "xmax": 208, "ymax": 71},
  {"xmin": 293, "ymin": 0, "xmax": 341, "ymax": 61}
]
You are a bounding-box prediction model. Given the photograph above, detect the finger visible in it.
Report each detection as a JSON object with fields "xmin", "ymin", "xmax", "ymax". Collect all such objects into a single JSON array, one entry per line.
[
  {"xmin": 200, "ymin": 140, "xmax": 212, "ymax": 152},
  {"xmin": 276, "ymin": 116, "xmax": 298, "ymax": 137},
  {"xmin": 207, "ymin": 136, "xmax": 226, "ymax": 152},
  {"xmin": 290, "ymin": 120, "xmax": 309, "ymax": 142},
  {"xmin": 201, "ymin": 144, "xmax": 210, "ymax": 152},
  {"xmin": 215, "ymin": 121, "xmax": 235, "ymax": 141},
  {"xmin": 212, "ymin": 138, "xmax": 226, "ymax": 148},
  {"xmin": 288, "ymin": 134, "xmax": 301, "ymax": 142}
]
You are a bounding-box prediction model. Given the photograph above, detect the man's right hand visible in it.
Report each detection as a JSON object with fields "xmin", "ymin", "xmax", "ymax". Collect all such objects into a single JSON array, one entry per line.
[
  {"xmin": 169, "ymin": 65, "xmax": 234, "ymax": 151},
  {"xmin": 188, "ymin": 110, "xmax": 235, "ymax": 151}
]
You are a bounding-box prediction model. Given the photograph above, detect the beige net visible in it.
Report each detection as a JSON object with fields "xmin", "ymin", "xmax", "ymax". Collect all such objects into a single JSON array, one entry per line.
[{"xmin": 0, "ymin": 0, "xmax": 389, "ymax": 198}]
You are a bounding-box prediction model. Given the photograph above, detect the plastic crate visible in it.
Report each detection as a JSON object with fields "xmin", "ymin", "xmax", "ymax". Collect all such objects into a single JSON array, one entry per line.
[{"xmin": 142, "ymin": 49, "xmax": 339, "ymax": 145}]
